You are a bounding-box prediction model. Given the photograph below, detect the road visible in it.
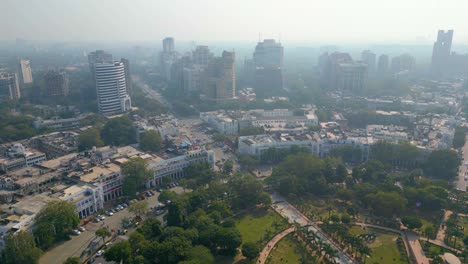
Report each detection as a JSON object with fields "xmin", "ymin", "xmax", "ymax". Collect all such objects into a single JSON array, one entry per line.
[
  {"xmin": 406, "ymin": 231, "xmax": 430, "ymax": 264},
  {"xmin": 132, "ymin": 75, "xmax": 173, "ymax": 112},
  {"xmin": 271, "ymin": 192, "xmax": 356, "ymax": 264},
  {"xmin": 456, "ymin": 135, "xmax": 468, "ymax": 191}
]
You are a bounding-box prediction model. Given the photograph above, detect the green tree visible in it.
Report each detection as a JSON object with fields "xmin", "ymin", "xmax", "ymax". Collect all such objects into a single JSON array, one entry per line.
[
  {"xmin": 167, "ymin": 200, "xmax": 185, "ymax": 227},
  {"xmin": 222, "ymin": 159, "xmax": 234, "ymax": 174},
  {"xmin": 128, "ymin": 200, "xmax": 149, "ymax": 217},
  {"xmin": 63, "ymin": 256, "xmax": 80, "ymax": 264},
  {"xmin": 34, "ymin": 201, "xmax": 79, "ymax": 249},
  {"xmin": 140, "ymin": 130, "xmax": 163, "ymax": 152},
  {"xmin": 101, "ymin": 116, "xmax": 136, "ymax": 146},
  {"xmin": 453, "ymin": 126, "xmax": 467, "ymax": 149},
  {"xmin": 95, "ymin": 227, "xmax": 111, "ymax": 243},
  {"xmin": 158, "ymin": 190, "xmax": 178, "ymax": 203},
  {"xmin": 424, "ymin": 149, "xmax": 460, "ymax": 180},
  {"xmin": 215, "ymin": 227, "xmax": 242, "ymax": 255},
  {"xmin": 104, "ymin": 241, "xmax": 132, "ymax": 264},
  {"xmin": 121, "ymin": 157, "xmax": 151, "ymax": 196},
  {"xmin": 185, "ymin": 245, "xmax": 214, "ymax": 264},
  {"xmin": 242, "ymin": 241, "xmax": 260, "ymax": 259},
  {"xmin": 3, "ymin": 231, "xmax": 42, "ymax": 264},
  {"xmin": 366, "ymin": 191, "xmax": 407, "ymax": 217},
  {"xmin": 340, "ymin": 214, "xmax": 351, "ymax": 224},
  {"xmin": 77, "ymin": 127, "xmax": 104, "ymax": 151},
  {"xmin": 401, "ymin": 216, "xmax": 423, "ymax": 230},
  {"xmin": 136, "ymin": 218, "xmax": 162, "ymax": 239}
]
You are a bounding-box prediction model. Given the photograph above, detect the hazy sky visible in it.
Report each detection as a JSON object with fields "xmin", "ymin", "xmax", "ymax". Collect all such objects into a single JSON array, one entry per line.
[{"xmin": 2, "ymin": 0, "xmax": 468, "ymax": 44}]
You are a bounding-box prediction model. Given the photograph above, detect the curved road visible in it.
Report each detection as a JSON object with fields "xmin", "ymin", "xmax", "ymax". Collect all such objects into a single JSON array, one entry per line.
[{"xmin": 257, "ymin": 227, "xmax": 295, "ymax": 264}]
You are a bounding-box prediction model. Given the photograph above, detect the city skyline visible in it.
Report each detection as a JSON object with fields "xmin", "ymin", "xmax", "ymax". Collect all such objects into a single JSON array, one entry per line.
[{"xmin": 2, "ymin": 0, "xmax": 468, "ymax": 44}]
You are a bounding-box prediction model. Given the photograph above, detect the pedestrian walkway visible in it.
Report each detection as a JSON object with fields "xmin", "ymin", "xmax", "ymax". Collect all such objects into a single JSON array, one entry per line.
[
  {"xmin": 271, "ymin": 192, "xmax": 355, "ymax": 264},
  {"xmin": 436, "ymin": 210, "xmax": 452, "ymax": 243},
  {"xmin": 257, "ymin": 227, "xmax": 295, "ymax": 264}
]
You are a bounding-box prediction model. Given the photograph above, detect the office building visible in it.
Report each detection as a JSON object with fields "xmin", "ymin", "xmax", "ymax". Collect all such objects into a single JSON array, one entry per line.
[
  {"xmin": 202, "ymin": 51, "xmax": 236, "ymax": 101},
  {"xmin": 0, "ymin": 72, "xmax": 21, "ymax": 100},
  {"xmin": 431, "ymin": 30, "xmax": 453, "ymax": 76},
  {"xmin": 160, "ymin": 38, "xmax": 177, "ymax": 81},
  {"xmin": 94, "ymin": 61, "xmax": 132, "ymax": 115},
  {"xmin": 318, "ymin": 52, "xmax": 353, "ymax": 90},
  {"xmin": 361, "ymin": 50, "xmax": 376, "ymax": 75},
  {"xmin": 120, "ymin": 58, "xmax": 132, "ymax": 92},
  {"xmin": 183, "ymin": 65, "xmax": 204, "ymax": 94},
  {"xmin": 336, "ymin": 63, "xmax": 367, "ymax": 92},
  {"xmin": 252, "ymin": 39, "xmax": 284, "ymax": 96},
  {"xmin": 192, "ymin": 45, "xmax": 213, "ymax": 66},
  {"xmin": 163, "ymin": 37, "xmax": 175, "ymax": 53},
  {"xmin": 88, "ymin": 50, "xmax": 113, "ymax": 76},
  {"xmin": 391, "ymin": 54, "xmax": 415, "ymax": 74},
  {"xmin": 253, "ymin": 39, "xmax": 283, "ymax": 67},
  {"xmin": 44, "ymin": 70, "xmax": 69, "ymax": 97},
  {"xmin": 377, "ymin": 54, "xmax": 389, "ymax": 75},
  {"xmin": 18, "ymin": 59, "xmax": 33, "ymax": 86}
]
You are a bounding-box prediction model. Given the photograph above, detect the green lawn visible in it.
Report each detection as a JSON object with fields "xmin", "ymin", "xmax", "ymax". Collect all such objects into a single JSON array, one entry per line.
[
  {"xmin": 460, "ymin": 216, "xmax": 468, "ymax": 237},
  {"xmin": 267, "ymin": 234, "xmax": 309, "ymax": 264},
  {"xmin": 235, "ymin": 208, "xmax": 287, "ymax": 246},
  {"xmin": 349, "ymin": 225, "xmax": 367, "ymax": 236},
  {"xmin": 367, "ymin": 232, "xmax": 407, "ymax": 264}
]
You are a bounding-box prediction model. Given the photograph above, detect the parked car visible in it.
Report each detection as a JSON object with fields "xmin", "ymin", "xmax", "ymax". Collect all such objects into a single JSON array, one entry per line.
[
  {"xmin": 122, "ymin": 203, "xmax": 128, "ymax": 208},
  {"xmin": 87, "ymin": 258, "xmax": 95, "ymax": 264},
  {"xmin": 105, "ymin": 242, "xmax": 112, "ymax": 248},
  {"xmin": 78, "ymin": 226, "xmax": 86, "ymax": 232},
  {"xmin": 96, "ymin": 250, "xmax": 104, "ymax": 257},
  {"xmin": 72, "ymin": 230, "xmax": 81, "ymax": 235}
]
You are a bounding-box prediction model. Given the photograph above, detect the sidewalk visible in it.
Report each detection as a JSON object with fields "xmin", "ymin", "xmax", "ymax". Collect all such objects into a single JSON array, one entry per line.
[{"xmin": 257, "ymin": 227, "xmax": 295, "ymax": 264}]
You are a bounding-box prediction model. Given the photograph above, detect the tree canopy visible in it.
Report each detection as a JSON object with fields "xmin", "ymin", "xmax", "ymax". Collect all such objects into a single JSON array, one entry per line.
[
  {"xmin": 3, "ymin": 231, "xmax": 42, "ymax": 264},
  {"xmin": 140, "ymin": 130, "xmax": 163, "ymax": 152},
  {"xmin": 34, "ymin": 200, "xmax": 79, "ymax": 249},
  {"xmin": 101, "ymin": 116, "xmax": 136, "ymax": 146},
  {"xmin": 121, "ymin": 157, "xmax": 151, "ymax": 196},
  {"xmin": 78, "ymin": 127, "xmax": 104, "ymax": 151}
]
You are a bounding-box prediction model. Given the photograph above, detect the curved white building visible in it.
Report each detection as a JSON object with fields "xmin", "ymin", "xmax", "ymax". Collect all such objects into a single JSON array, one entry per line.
[{"xmin": 94, "ymin": 61, "xmax": 131, "ymax": 115}]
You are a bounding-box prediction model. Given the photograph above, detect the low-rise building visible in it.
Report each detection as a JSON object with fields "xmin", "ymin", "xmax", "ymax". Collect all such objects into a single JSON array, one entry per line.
[
  {"xmin": 147, "ymin": 149, "xmax": 215, "ymax": 187},
  {"xmin": 54, "ymin": 184, "xmax": 103, "ymax": 219},
  {"xmin": 0, "ymin": 144, "xmax": 46, "ymax": 173},
  {"xmin": 238, "ymin": 133, "xmax": 320, "ymax": 157}
]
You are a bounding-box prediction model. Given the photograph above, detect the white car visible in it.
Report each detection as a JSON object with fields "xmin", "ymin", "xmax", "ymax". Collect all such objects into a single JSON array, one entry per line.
[
  {"xmin": 72, "ymin": 230, "xmax": 81, "ymax": 235},
  {"xmin": 96, "ymin": 250, "xmax": 104, "ymax": 256},
  {"xmin": 78, "ymin": 226, "xmax": 86, "ymax": 232}
]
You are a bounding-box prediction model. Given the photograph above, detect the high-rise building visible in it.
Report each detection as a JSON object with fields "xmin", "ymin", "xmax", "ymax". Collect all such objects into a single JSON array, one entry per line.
[
  {"xmin": 160, "ymin": 38, "xmax": 178, "ymax": 81},
  {"xmin": 120, "ymin": 58, "xmax": 132, "ymax": 93},
  {"xmin": 252, "ymin": 39, "xmax": 284, "ymax": 97},
  {"xmin": 253, "ymin": 39, "xmax": 283, "ymax": 67},
  {"xmin": 361, "ymin": 50, "xmax": 376, "ymax": 75},
  {"xmin": 44, "ymin": 70, "xmax": 69, "ymax": 97},
  {"xmin": 335, "ymin": 63, "xmax": 367, "ymax": 92},
  {"xmin": 94, "ymin": 61, "xmax": 132, "ymax": 115},
  {"xmin": 0, "ymin": 72, "xmax": 21, "ymax": 100},
  {"xmin": 202, "ymin": 51, "xmax": 236, "ymax": 101},
  {"xmin": 431, "ymin": 30, "xmax": 454, "ymax": 76},
  {"xmin": 377, "ymin": 54, "xmax": 389, "ymax": 75},
  {"xmin": 319, "ymin": 52, "xmax": 353, "ymax": 90},
  {"xmin": 18, "ymin": 59, "xmax": 33, "ymax": 86},
  {"xmin": 192, "ymin": 46, "xmax": 213, "ymax": 66},
  {"xmin": 163, "ymin": 37, "xmax": 175, "ymax": 53},
  {"xmin": 183, "ymin": 65, "xmax": 204, "ymax": 94},
  {"xmin": 88, "ymin": 50, "xmax": 113, "ymax": 77},
  {"xmin": 391, "ymin": 54, "xmax": 415, "ymax": 74}
]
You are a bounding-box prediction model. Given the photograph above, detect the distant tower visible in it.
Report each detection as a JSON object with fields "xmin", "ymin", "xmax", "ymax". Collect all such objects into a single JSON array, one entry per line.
[
  {"xmin": 252, "ymin": 39, "xmax": 284, "ymax": 97},
  {"xmin": 361, "ymin": 50, "xmax": 376, "ymax": 75},
  {"xmin": 18, "ymin": 59, "xmax": 33, "ymax": 87},
  {"xmin": 377, "ymin": 54, "xmax": 389, "ymax": 75},
  {"xmin": 431, "ymin": 30, "xmax": 454, "ymax": 76},
  {"xmin": 202, "ymin": 51, "xmax": 236, "ymax": 101},
  {"xmin": 120, "ymin": 58, "xmax": 132, "ymax": 93},
  {"xmin": 163, "ymin": 37, "xmax": 175, "ymax": 53},
  {"xmin": 44, "ymin": 70, "xmax": 69, "ymax": 97},
  {"xmin": 94, "ymin": 61, "xmax": 132, "ymax": 115},
  {"xmin": 0, "ymin": 72, "xmax": 21, "ymax": 100}
]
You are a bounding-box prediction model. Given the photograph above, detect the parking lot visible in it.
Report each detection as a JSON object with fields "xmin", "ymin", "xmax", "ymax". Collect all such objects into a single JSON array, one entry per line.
[{"xmin": 39, "ymin": 189, "xmax": 170, "ymax": 264}]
